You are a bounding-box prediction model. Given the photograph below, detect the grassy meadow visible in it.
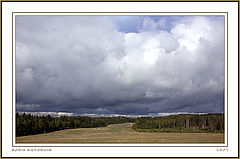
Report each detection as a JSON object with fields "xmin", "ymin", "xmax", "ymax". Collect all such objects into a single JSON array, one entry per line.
[{"xmin": 16, "ymin": 123, "xmax": 224, "ymax": 143}]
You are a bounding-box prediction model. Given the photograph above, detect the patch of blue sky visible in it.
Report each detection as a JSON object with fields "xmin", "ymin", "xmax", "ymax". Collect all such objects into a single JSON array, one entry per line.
[
  {"xmin": 108, "ymin": 16, "xmax": 143, "ymax": 33},
  {"xmin": 107, "ymin": 16, "xmax": 180, "ymax": 33}
]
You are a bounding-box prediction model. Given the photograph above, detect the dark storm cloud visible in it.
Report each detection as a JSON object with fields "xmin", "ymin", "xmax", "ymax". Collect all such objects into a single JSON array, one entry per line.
[{"xmin": 16, "ymin": 16, "xmax": 225, "ymax": 115}]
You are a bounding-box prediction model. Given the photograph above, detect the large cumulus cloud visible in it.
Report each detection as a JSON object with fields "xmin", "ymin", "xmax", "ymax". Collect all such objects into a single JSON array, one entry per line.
[{"xmin": 16, "ymin": 16, "xmax": 225, "ymax": 114}]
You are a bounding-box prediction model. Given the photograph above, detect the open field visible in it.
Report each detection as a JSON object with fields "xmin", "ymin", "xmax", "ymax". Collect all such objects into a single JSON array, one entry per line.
[{"xmin": 16, "ymin": 123, "xmax": 224, "ymax": 143}]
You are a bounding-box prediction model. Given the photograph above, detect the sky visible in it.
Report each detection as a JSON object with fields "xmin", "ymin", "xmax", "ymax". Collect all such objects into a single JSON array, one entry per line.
[{"xmin": 16, "ymin": 15, "xmax": 225, "ymax": 116}]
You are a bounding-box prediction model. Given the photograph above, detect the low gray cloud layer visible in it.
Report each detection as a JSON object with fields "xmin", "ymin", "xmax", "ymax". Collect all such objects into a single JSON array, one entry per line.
[{"xmin": 16, "ymin": 16, "xmax": 225, "ymax": 114}]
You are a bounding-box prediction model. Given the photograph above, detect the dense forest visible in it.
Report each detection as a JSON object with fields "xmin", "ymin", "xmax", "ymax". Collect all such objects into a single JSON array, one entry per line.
[
  {"xmin": 16, "ymin": 113, "xmax": 135, "ymax": 137},
  {"xmin": 16, "ymin": 113, "xmax": 224, "ymax": 137},
  {"xmin": 132, "ymin": 114, "xmax": 224, "ymax": 133}
]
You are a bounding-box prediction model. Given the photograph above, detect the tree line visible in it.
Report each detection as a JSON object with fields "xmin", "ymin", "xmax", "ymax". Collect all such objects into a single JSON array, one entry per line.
[
  {"xmin": 16, "ymin": 113, "xmax": 135, "ymax": 137},
  {"xmin": 132, "ymin": 114, "xmax": 224, "ymax": 133},
  {"xmin": 16, "ymin": 113, "xmax": 224, "ymax": 137}
]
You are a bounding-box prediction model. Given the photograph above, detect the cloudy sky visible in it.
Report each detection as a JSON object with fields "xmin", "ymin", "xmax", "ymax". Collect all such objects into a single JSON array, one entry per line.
[{"xmin": 16, "ymin": 15, "xmax": 225, "ymax": 115}]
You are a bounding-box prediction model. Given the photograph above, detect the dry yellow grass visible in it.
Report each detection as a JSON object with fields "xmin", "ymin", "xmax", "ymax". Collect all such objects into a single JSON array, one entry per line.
[{"xmin": 16, "ymin": 123, "xmax": 224, "ymax": 143}]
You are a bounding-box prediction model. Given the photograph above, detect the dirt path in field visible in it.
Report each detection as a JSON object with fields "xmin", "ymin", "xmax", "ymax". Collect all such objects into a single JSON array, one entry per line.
[{"xmin": 16, "ymin": 122, "xmax": 224, "ymax": 143}]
